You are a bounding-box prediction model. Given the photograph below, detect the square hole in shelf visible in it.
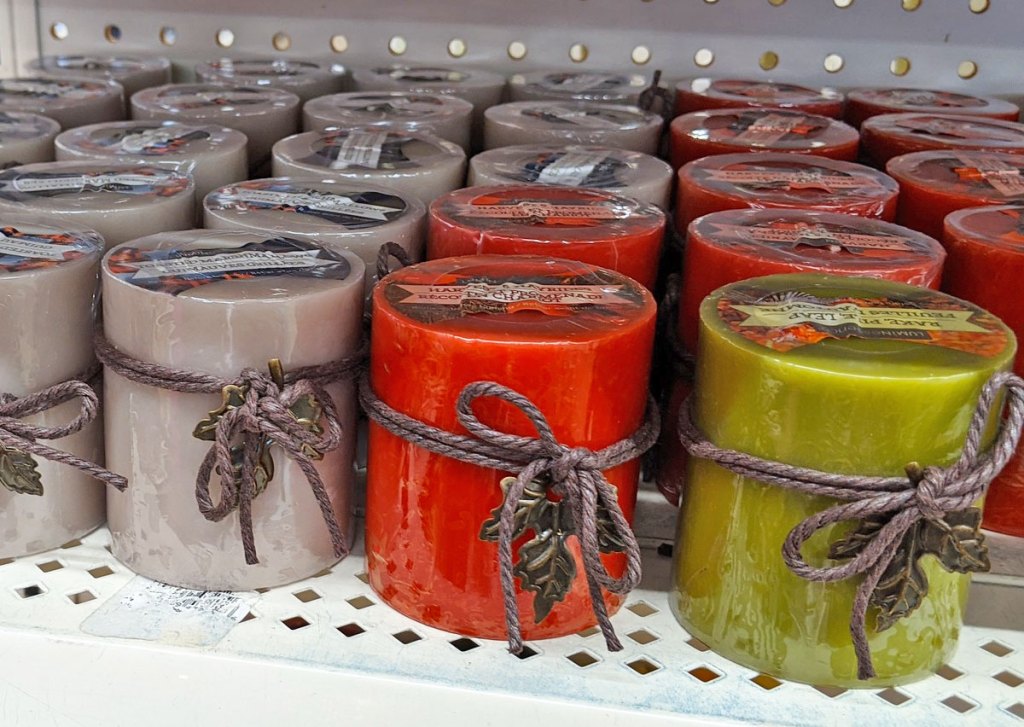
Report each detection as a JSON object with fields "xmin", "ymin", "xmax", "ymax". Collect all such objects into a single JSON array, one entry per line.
[
  {"xmin": 67, "ymin": 590, "xmax": 96, "ymax": 605},
  {"xmin": 514, "ymin": 645, "xmax": 539, "ymax": 660},
  {"xmin": 355, "ymin": 572, "xmax": 369, "ymax": 584},
  {"xmin": 311, "ymin": 568, "xmax": 332, "ymax": 578},
  {"xmin": 0, "ymin": 558, "xmax": 13, "ymax": 567},
  {"xmin": 941, "ymin": 695, "xmax": 977, "ymax": 714},
  {"xmin": 392, "ymin": 629, "xmax": 422, "ymax": 645},
  {"xmin": 996, "ymin": 670, "xmax": 1024, "ymax": 688},
  {"xmin": 87, "ymin": 565, "xmax": 114, "ymax": 579},
  {"xmin": 578, "ymin": 626, "xmax": 600, "ymax": 638},
  {"xmin": 937, "ymin": 664, "xmax": 964, "ymax": 681},
  {"xmin": 293, "ymin": 588, "xmax": 321, "ymax": 603},
  {"xmin": 687, "ymin": 637, "xmax": 711, "ymax": 653},
  {"xmin": 36, "ymin": 560, "xmax": 63, "ymax": 573},
  {"xmin": 347, "ymin": 595, "xmax": 375, "ymax": 610},
  {"xmin": 450, "ymin": 637, "xmax": 479, "ymax": 652},
  {"xmin": 813, "ymin": 685, "xmax": 847, "ymax": 699},
  {"xmin": 656, "ymin": 543, "xmax": 673, "ymax": 558},
  {"xmin": 626, "ymin": 601, "xmax": 658, "ymax": 617},
  {"xmin": 15, "ymin": 584, "xmax": 45, "ymax": 599},
  {"xmin": 982, "ymin": 640, "xmax": 1015, "ymax": 657},
  {"xmin": 626, "ymin": 658, "xmax": 662, "ymax": 676},
  {"xmin": 688, "ymin": 666, "xmax": 722, "ymax": 683},
  {"xmin": 1006, "ymin": 702, "xmax": 1024, "ymax": 720},
  {"xmin": 240, "ymin": 611, "xmax": 257, "ymax": 623},
  {"xmin": 751, "ymin": 674, "xmax": 782, "ymax": 691},
  {"xmin": 877, "ymin": 688, "xmax": 912, "ymax": 706},
  {"xmin": 567, "ymin": 650, "xmax": 600, "ymax": 668},
  {"xmin": 628, "ymin": 629, "xmax": 659, "ymax": 645},
  {"xmin": 337, "ymin": 623, "xmax": 365, "ymax": 638},
  {"xmin": 60, "ymin": 539, "xmax": 82, "ymax": 549},
  {"xmin": 254, "ymin": 587, "xmax": 271, "ymax": 594},
  {"xmin": 281, "ymin": 616, "xmax": 309, "ymax": 631}
]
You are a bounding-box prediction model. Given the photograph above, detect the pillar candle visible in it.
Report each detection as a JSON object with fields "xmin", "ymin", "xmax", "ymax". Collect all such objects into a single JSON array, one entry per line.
[
  {"xmin": 103, "ymin": 230, "xmax": 365, "ymax": 590},
  {"xmin": 366, "ymin": 254, "xmax": 655, "ymax": 639},
  {"xmin": 887, "ymin": 150, "xmax": 1024, "ymax": 241},
  {"xmin": 673, "ymin": 273, "xmax": 1015, "ymax": 686},
  {"xmin": 195, "ymin": 58, "xmax": 348, "ymax": 103},
  {"xmin": 0, "ymin": 111, "xmax": 60, "ymax": 166},
  {"xmin": 862, "ymin": 113, "xmax": 1024, "ymax": 168},
  {"xmin": 0, "ymin": 161, "xmax": 194, "ymax": 249},
  {"xmin": 303, "ymin": 91, "xmax": 474, "ymax": 152},
  {"xmin": 675, "ymin": 78, "xmax": 844, "ymax": 119},
  {"xmin": 469, "ymin": 144, "xmax": 673, "ymax": 209},
  {"xmin": 669, "ymin": 109, "xmax": 859, "ymax": 169},
  {"xmin": 676, "ymin": 153, "xmax": 899, "ymax": 232},
  {"xmin": 942, "ymin": 205, "xmax": 1024, "ymax": 536},
  {"xmin": 845, "ymin": 88, "xmax": 1019, "ymax": 129},
  {"xmin": 484, "ymin": 101, "xmax": 662, "ymax": 155},
  {"xmin": 428, "ymin": 185, "xmax": 666, "ymax": 290},
  {"xmin": 272, "ymin": 128, "xmax": 466, "ymax": 207},
  {"xmin": 0, "ymin": 215, "xmax": 105, "ymax": 558},
  {"xmin": 130, "ymin": 83, "xmax": 300, "ymax": 172},
  {"xmin": 508, "ymin": 71, "xmax": 649, "ymax": 105},
  {"xmin": 203, "ymin": 177, "xmax": 426, "ymax": 291},
  {"xmin": 55, "ymin": 120, "xmax": 248, "ymax": 203},
  {"xmin": 29, "ymin": 55, "xmax": 172, "ymax": 99},
  {"xmin": 0, "ymin": 77, "xmax": 124, "ymax": 130}
]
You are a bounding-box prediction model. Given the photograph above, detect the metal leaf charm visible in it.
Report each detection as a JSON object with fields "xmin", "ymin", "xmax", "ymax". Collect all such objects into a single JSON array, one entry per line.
[
  {"xmin": 480, "ymin": 478, "xmax": 554, "ymax": 543},
  {"xmin": 919, "ymin": 508, "xmax": 990, "ymax": 574},
  {"xmin": 289, "ymin": 393, "xmax": 325, "ymax": 459},
  {"xmin": 192, "ymin": 384, "xmax": 247, "ymax": 441},
  {"xmin": 515, "ymin": 523, "xmax": 577, "ymax": 623},
  {"xmin": 223, "ymin": 438, "xmax": 275, "ymax": 500},
  {"xmin": 0, "ymin": 444, "xmax": 42, "ymax": 496}
]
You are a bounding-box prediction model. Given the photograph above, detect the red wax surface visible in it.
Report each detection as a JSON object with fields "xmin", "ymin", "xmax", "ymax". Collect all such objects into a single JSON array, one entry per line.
[
  {"xmin": 365, "ymin": 255, "xmax": 656, "ymax": 639},
  {"xmin": 862, "ymin": 113, "xmax": 1024, "ymax": 168},
  {"xmin": 845, "ymin": 88, "xmax": 1019, "ymax": 129},
  {"xmin": 675, "ymin": 153, "xmax": 899, "ymax": 232},
  {"xmin": 943, "ymin": 205, "xmax": 1024, "ymax": 535},
  {"xmin": 674, "ymin": 78, "xmax": 844, "ymax": 119},
  {"xmin": 656, "ymin": 209, "xmax": 947, "ymax": 505},
  {"xmin": 668, "ymin": 108, "xmax": 859, "ymax": 169},
  {"xmin": 887, "ymin": 150, "xmax": 1024, "ymax": 240},
  {"xmin": 427, "ymin": 185, "xmax": 666, "ymax": 290}
]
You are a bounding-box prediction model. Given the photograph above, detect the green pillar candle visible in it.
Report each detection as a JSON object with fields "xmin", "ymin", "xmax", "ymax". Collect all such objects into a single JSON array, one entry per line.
[{"xmin": 671, "ymin": 273, "xmax": 1016, "ymax": 687}]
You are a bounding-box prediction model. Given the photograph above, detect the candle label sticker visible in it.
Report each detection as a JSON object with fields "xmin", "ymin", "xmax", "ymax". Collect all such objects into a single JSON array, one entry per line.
[
  {"xmin": 0, "ymin": 112, "xmax": 54, "ymax": 140},
  {"xmin": 951, "ymin": 152, "xmax": 1024, "ymax": 197},
  {"xmin": 107, "ymin": 237, "xmax": 352, "ymax": 295},
  {"xmin": 703, "ymin": 164, "xmax": 885, "ymax": 193},
  {"xmin": 0, "ymin": 79, "xmax": 105, "ymax": 100},
  {"xmin": 956, "ymin": 206, "xmax": 1024, "ymax": 250},
  {"xmin": 536, "ymin": 72, "xmax": 632, "ymax": 92},
  {"xmin": 207, "ymin": 180, "xmax": 407, "ymax": 229},
  {"xmin": 502, "ymin": 150, "xmax": 627, "ymax": 189},
  {"xmin": 377, "ymin": 66, "xmax": 470, "ymax": 83},
  {"xmin": 155, "ymin": 87, "xmax": 275, "ymax": 110},
  {"xmin": 869, "ymin": 89, "xmax": 988, "ymax": 109},
  {"xmin": 0, "ymin": 225, "xmax": 99, "ymax": 271},
  {"xmin": 718, "ymin": 285, "xmax": 1009, "ymax": 356},
  {"xmin": 337, "ymin": 94, "xmax": 447, "ymax": 119},
  {"xmin": 305, "ymin": 130, "xmax": 423, "ymax": 170},
  {"xmin": 84, "ymin": 125, "xmax": 213, "ymax": 155},
  {"xmin": 451, "ymin": 198, "xmax": 632, "ymax": 226},
  {"xmin": 0, "ymin": 168, "xmax": 190, "ymax": 199},
  {"xmin": 709, "ymin": 220, "xmax": 918, "ymax": 254},
  {"xmin": 726, "ymin": 111, "xmax": 826, "ymax": 145},
  {"xmin": 890, "ymin": 116, "xmax": 1024, "ymax": 143},
  {"xmin": 522, "ymin": 105, "xmax": 637, "ymax": 129},
  {"xmin": 709, "ymin": 80, "xmax": 826, "ymax": 101}
]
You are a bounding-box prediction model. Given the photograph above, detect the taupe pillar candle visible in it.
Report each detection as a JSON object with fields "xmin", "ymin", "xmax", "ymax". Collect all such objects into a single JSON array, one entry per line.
[
  {"xmin": 508, "ymin": 71, "xmax": 649, "ymax": 105},
  {"xmin": 203, "ymin": 177, "xmax": 425, "ymax": 291},
  {"xmin": 29, "ymin": 55, "xmax": 172, "ymax": 99},
  {"xmin": 0, "ymin": 162, "xmax": 194, "ymax": 249},
  {"xmin": 484, "ymin": 101, "xmax": 663, "ymax": 154},
  {"xmin": 103, "ymin": 230, "xmax": 364, "ymax": 590},
  {"xmin": 469, "ymin": 144, "xmax": 673, "ymax": 209},
  {"xmin": 131, "ymin": 83, "xmax": 300, "ymax": 172},
  {"xmin": 0, "ymin": 112, "xmax": 60, "ymax": 166},
  {"xmin": 55, "ymin": 120, "xmax": 248, "ymax": 202},
  {"xmin": 195, "ymin": 58, "xmax": 348, "ymax": 103},
  {"xmin": 272, "ymin": 128, "xmax": 466, "ymax": 206},
  {"xmin": 303, "ymin": 91, "xmax": 473, "ymax": 152},
  {"xmin": 0, "ymin": 215, "xmax": 105, "ymax": 558},
  {"xmin": 0, "ymin": 78, "xmax": 125, "ymax": 130}
]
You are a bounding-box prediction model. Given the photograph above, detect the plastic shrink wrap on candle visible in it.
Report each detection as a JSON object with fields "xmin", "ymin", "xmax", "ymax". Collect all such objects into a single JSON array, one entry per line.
[
  {"xmin": 508, "ymin": 71, "xmax": 649, "ymax": 105},
  {"xmin": 845, "ymin": 87, "xmax": 1019, "ymax": 129},
  {"xmin": 0, "ymin": 111, "xmax": 60, "ymax": 166},
  {"xmin": 29, "ymin": 55, "xmax": 171, "ymax": 98},
  {"xmin": 861, "ymin": 113, "xmax": 1024, "ymax": 168},
  {"xmin": 196, "ymin": 58, "xmax": 349, "ymax": 103},
  {"xmin": 0, "ymin": 77, "xmax": 124, "ymax": 129},
  {"xmin": 674, "ymin": 78, "xmax": 844, "ymax": 118}
]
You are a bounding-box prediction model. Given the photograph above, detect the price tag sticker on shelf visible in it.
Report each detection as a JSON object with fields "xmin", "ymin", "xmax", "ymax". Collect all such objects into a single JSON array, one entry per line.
[{"xmin": 81, "ymin": 576, "xmax": 259, "ymax": 646}]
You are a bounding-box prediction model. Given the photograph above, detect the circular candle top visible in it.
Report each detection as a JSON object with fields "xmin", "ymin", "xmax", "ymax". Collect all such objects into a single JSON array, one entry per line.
[
  {"xmin": 672, "ymin": 108, "xmax": 858, "ymax": 152},
  {"xmin": 945, "ymin": 205, "xmax": 1024, "ymax": 254},
  {"xmin": 29, "ymin": 55, "xmax": 170, "ymax": 82},
  {"xmin": 131, "ymin": 83, "xmax": 300, "ymax": 120},
  {"xmin": 204, "ymin": 177, "xmax": 424, "ymax": 234},
  {"xmin": 0, "ymin": 214, "xmax": 102, "ymax": 274},
  {"xmin": 0, "ymin": 161, "xmax": 193, "ymax": 207},
  {"xmin": 681, "ymin": 153, "xmax": 899, "ymax": 209},
  {"xmin": 377, "ymin": 254, "xmax": 654, "ymax": 340},
  {"xmin": 508, "ymin": 70, "xmax": 648, "ymax": 103},
  {"xmin": 104, "ymin": 230, "xmax": 363, "ymax": 300},
  {"xmin": 0, "ymin": 77, "xmax": 123, "ymax": 116},
  {"xmin": 469, "ymin": 144, "xmax": 671, "ymax": 192},
  {"xmin": 487, "ymin": 101, "xmax": 661, "ymax": 133},
  {"xmin": 274, "ymin": 128, "xmax": 464, "ymax": 172},
  {"xmin": 353, "ymin": 64, "xmax": 505, "ymax": 93},
  {"xmin": 847, "ymin": 88, "xmax": 1019, "ymax": 119},
  {"xmin": 0, "ymin": 110, "xmax": 60, "ymax": 143},
  {"xmin": 886, "ymin": 150, "xmax": 1024, "ymax": 203},
  {"xmin": 863, "ymin": 113, "xmax": 1024, "ymax": 153},
  {"xmin": 195, "ymin": 58, "xmax": 345, "ymax": 90},
  {"xmin": 56, "ymin": 120, "xmax": 247, "ymax": 160},
  {"xmin": 432, "ymin": 185, "xmax": 664, "ymax": 240},
  {"xmin": 677, "ymin": 78, "xmax": 842, "ymax": 109},
  {"xmin": 704, "ymin": 273, "xmax": 1015, "ymax": 370},
  {"xmin": 304, "ymin": 91, "xmax": 472, "ymax": 129},
  {"xmin": 690, "ymin": 209, "xmax": 944, "ymax": 269}
]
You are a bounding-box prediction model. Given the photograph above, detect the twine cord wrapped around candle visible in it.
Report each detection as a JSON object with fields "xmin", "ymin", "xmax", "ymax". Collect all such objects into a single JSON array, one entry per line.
[
  {"xmin": 95, "ymin": 332, "xmax": 366, "ymax": 565},
  {"xmin": 678, "ymin": 370, "xmax": 1024, "ymax": 680},
  {"xmin": 359, "ymin": 375, "xmax": 659, "ymax": 654}
]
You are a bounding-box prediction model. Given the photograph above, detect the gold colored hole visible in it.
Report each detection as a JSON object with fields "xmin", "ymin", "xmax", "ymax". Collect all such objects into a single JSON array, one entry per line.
[
  {"xmin": 388, "ymin": 35, "xmax": 407, "ymax": 56},
  {"xmin": 890, "ymin": 56, "xmax": 911, "ymax": 76},
  {"xmin": 447, "ymin": 38, "xmax": 467, "ymax": 58},
  {"xmin": 824, "ymin": 53, "xmax": 844, "ymax": 73},
  {"xmin": 159, "ymin": 26, "xmax": 177, "ymax": 46},
  {"xmin": 902, "ymin": 0, "xmax": 922, "ymax": 10},
  {"xmin": 103, "ymin": 24, "xmax": 121, "ymax": 43},
  {"xmin": 759, "ymin": 51, "xmax": 779, "ymax": 71},
  {"xmin": 215, "ymin": 28, "xmax": 235, "ymax": 48},
  {"xmin": 834, "ymin": 0, "xmax": 854, "ymax": 6},
  {"xmin": 768, "ymin": 0, "xmax": 786, "ymax": 5},
  {"xmin": 694, "ymin": 48, "xmax": 715, "ymax": 68},
  {"xmin": 631, "ymin": 45, "xmax": 652, "ymax": 65},
  {"xmin": 49, "ymin": 22, "xmax": 69, "ymax": 41},
  {"xmin": 507, "ymin": 41, "xmax": 527, "ymax": 60},
  {"xmin": 569, "ymin": 43, "xmax": 589, "ymax": 63},
  {"xmin": 272, "ymin": 32, "xmax": 291, "ymax": 52},
  {"xmin": 330, "ymin": 34, "xmax": 349, "ymax": 53},
  {"xmin": 958, "ymin": 60, "xmax": 979, "ymax": 79},
  {"xmin": 969, "ymin": 0, "xmax": 989, "ymax": 12},
  {"xmin": 704, "ymin": 0, "xmax": 719, "ymax": 3}
]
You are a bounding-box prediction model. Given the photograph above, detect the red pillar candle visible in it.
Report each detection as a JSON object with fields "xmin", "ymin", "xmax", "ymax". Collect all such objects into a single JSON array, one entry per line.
[
  {"xmin": 674, "ymin": 78, "xmax": 844, "ymax": 119},
  {"xmin": 676, "ymin": 153, "xmax": 899, "ymax": 233},
  {"xmin": 845, "ymin": 88, "xmax": 1019, "ymax": 129},
  {"xmin": 887, "ymin": 150, "xmax": 1024, "ymax": 240},
  {"xmin": 862, "ymin": 114, "xmax": 1024, "ymax": 168},
  {"xmin": 427, "ymin": 185, "xmax": 665, "ymax": 290},
  {"xmin": 669, "ymin": 108, "xmax": 859, "ymax": 169},
  {"xmin": 942, "ymin": 205, "xmax": 1024, "ymax": 536},
  {"xmin": 365, "ymin": 255, "xmax": 656, "ymax": 639}
]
